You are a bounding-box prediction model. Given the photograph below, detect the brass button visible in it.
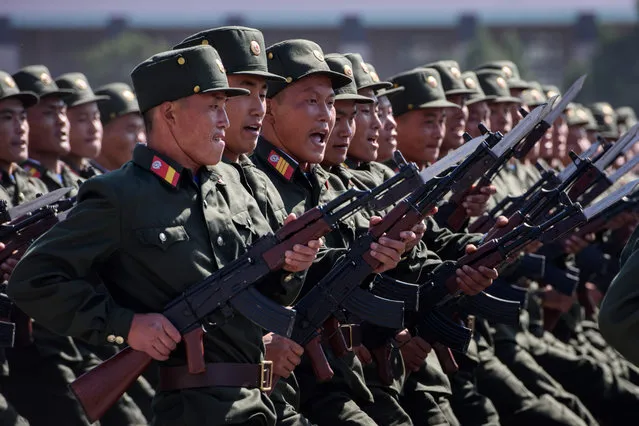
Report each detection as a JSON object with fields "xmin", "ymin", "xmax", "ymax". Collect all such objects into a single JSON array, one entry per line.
[
  {"xmin": 285, "ymin": 77, "xmax": 293, "ymax": 83},
  {"xmin": 114, "ymin": 336, "xmax": 125, "ymax": 345},
  {"xmin": 106, "ymin": 334, "xmax": 116, "ymax": 343},
  {"xmin": 17, "ymin": 193, "xmax": 24, "ymax": 202},
  {"xmin": 217, "ymin": 236, "xmax": 224, "ymax": 246},
  {"xmin": 193, "ymin": 85, "xmax": 200, "ymax": 93},
  {"xmin": 201, "ymin": 39, "xmax": 209, "ymax": 45},
  {"xmin": 159, "ymin": 232, "xmax": 167, "ymax": 243},
  {"xmin": 177, "ymin": 57, "xmax": 186, "ymax": 65}
]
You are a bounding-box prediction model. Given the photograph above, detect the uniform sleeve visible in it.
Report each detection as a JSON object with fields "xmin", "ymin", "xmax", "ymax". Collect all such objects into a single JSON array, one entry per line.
[
  {"xmin": 7, "ymin": 177, "xmax": 135, "ymax": 346},
  {"xmin": 424, "ymin": 217, "xmax": 482, "ymax": 261},
  {"xmin": 598, "ymin": 247, "xmax": 639, "ymax": 367}
]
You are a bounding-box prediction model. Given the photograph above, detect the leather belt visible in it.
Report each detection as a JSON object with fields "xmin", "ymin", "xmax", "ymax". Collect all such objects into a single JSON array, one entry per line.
[
  {"xmin": 158, "ymin": 361, "xmax": 273, "ymax": 392},
  {"xmin": 340, "ymin": 324, "xmax": 362, "ymax": 349}
]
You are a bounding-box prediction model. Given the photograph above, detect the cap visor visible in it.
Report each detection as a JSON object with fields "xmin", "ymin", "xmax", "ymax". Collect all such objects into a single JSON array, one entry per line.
[
  {"xmin": 232, "ymin": 70, "xmax": 288, "ymax": 83},
  {"xmin": 202, "ymin": 87, "xmax": 250, "ymax": 98},
  {"xmin": 69, "ymin": 94, "xmax": 111, "ymax": 107},
  {"xmin": 359, "ymin": 82, "xmax": 393, "ymax": 92},
  {"xmin": 445, "ymin": 88, "xmax": 476, "ymax": 96},
  {"xmin": 466, "ymin": 96, "xmax": 492, "ymax": 105},
  {"xmin": 416, "ymin": 99, "xmax": 461, "ymax": 109},
  {"xmin": 377, "ymin": 86, "xmax": 404, "ymax": 97},
  {"xmin": 508, "ymin": 79, "xmax": 532, "ymax": 90},
  {"xmin": 491, "ymin": 96, "xmax": 522, "ymax": 104},
  {"xmin": 41, "ymin": 88, "xmax": 75, "ymax": 99},
  {"xmin": 2, "ymin": 92, "xmax": 39, "ymax": 108},
  {"xmin": 335, "ymin": 93, "xmax": 374, "ymax": 103},
  {"xmin": 298, "ymin": 70, "xmax": 353, "ymax": 90}
]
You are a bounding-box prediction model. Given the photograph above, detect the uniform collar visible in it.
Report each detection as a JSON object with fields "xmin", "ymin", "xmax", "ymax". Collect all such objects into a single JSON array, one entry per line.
[
  {"xmin": 254, "ymin": 137, "xmax": 300, "ymax": 182},
  {"xmin": 22, "ymin": 158, "xmax": 46, "ymax": 179},
  {"xmin": 89, "ymin": 160, "xmax": 110, "ymax": 174},
  {"xmin": 132, "ymin": 144, "xmax": 186, "ymax": 189},
  {"xmin": 382, "ymin": 157, "xmax": 400, "ymax": 173},
  {"xmin": 343, "ymin": 157, "xmax": 362, "ymax": 170}
]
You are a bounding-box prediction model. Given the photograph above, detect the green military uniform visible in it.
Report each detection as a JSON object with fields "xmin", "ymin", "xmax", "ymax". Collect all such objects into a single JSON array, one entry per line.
[
  {"xmin": 6, "ymin": 66, "xmax": 96, "ymax": 426},
  {"xmin": 0, "ymin": 70, "xmax": 40, "ymax": 426},
  {"xmin": 7, "ymin": 45, "xmax": 307, "ymax": 426}
]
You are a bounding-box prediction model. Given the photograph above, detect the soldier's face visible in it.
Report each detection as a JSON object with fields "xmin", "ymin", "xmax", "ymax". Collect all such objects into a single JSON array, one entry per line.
[
  {"xmin": 509, "ymin": 88, "xmax": 524, "ymax": 126},
  {"xmin": 396, "ymin": 108, "xmax": 445, "ymax": 166},
  {"xmin": 225, "ymin": 75, "xmax": 267, "ymax": 161},
  {"xmin": 566, "ymin": 125, "xmax": 590, "ymax": 155},
  {"xmin": 349, "ymin": 88, "xmax": 381, "ymax": 163},
  {"xmin": 377, "ymin": 95, "xmax": 397, "ymax": 162},
  {"xmin": 0, "ymin": 99, "xmax": 29, "ymax": 168},
  {"xmin": 266, "ymin": 75, "xmax": 335, "ymax": 166},
  {"xmin": 466, "ymin": 101, "xmax": 489, "ymax": 137},
  {"xmin": 173, "ymin": 92, "xmax": 229, "ymax": 168},
  {"xmin": 323, "ymin": 99, "xmax": 356, "ymax": 167},
  {"xmin": 442, "ymin": 94, "xmax": 468, "ymax": 153},
  {"xmin": 552, "ymin": 115, "xmax": 568, "ymax": 161},
  {"xmin": 67, "ymin": 101, "xmax": 102, "ymax": 160},
  {"xmin": 488, "ymin": 102, "xmax": 513, "ymax": 134},
  {"xmin": 26, "ymin": 96, "xmax": 70, "ymax": 156},
  {"xmin": 102, "ymin": 113, "xmax": 145, "ymax": 169}
]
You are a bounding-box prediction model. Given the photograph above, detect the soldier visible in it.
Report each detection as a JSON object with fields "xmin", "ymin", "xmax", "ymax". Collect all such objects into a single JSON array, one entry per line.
[
  {"xmin": 11, "ymin": 66, "xmax": 81, "ymax": 195},
  {"xmin": 55, "ymin": 72, "xmax": 108, "ymax": 179},
  {"xmin": 250, "ymin": 38, "xmax": 416, "ymax": 426},
  {"xmin": 0, "ymin": 69, "xmax": 42, "ymax": 426},
  {"xmin": 475, "ymin": 60, "xmax": 530, "ymax": 127},
  {"xmin": 565, "ymin": 104, "xmax": 594, "ymax": 156},
  {"xmin": 616, "ymin": 106, "xmax": 637, "ymax": 135},
  {"xmin": 8, "ymin": 44, "xmax": 320, "ymax": 426},
  {"xmin": 93, "ymin": 82, "xmax": 146, "ymax": 172},
  {"xmin": 460, "ymin": 71, "xmax": 491, "ymax": 137},
  {"xmin": 173, "ymin": 26, "xmax": 323, "ymax": 426},
  {"xmin": 475, "ymin": 69, "xmax": 522, "ymax": 135}
]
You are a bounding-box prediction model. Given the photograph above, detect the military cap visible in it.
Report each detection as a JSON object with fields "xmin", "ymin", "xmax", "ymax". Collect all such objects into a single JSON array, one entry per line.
[
  {"xmin": 55, "ymin": 73, "xmax": 109, "ymax": 108},
  {"xmin": 475, "ymin": 60, "xmax": 531, "ymax": 90},
  {"xmin": 616, "ymin": 106, "xmax": 638, "ymax": 128},
  {"xmin": 541, "ymin": 84, "xmax": 561, "ymax": 100},
  {"xmin": 589, "ymin": 102, "xmax": 619, "ymax": 139},
  {"xmin": 0, "ymin": 70, "xmax": 38, "ymax": 108},
  {"xmin": 461, "ymin": 71, "xmax": 492, "ymax": 105},
  {"xmin": 365, "ymin": 62, "xmax": 404, "ymax": 98},
  {"xmin": 12, "ymin": 65, "xmax": 74, "ymax": 99},
  {"xmin": 565, "ymin": 103, "xmax": 594, "ymax": 127},
  {"xmin": 131, "ymin": 45, "xmax": 249, "ymax": 113},
  {"xmin": 387, "ymin": 68, "xmax": 459, "ymax": 117},
  {"xmin": 581, "ymin": 105, "xmax": 599, "ymax": 131},
  {"xmin": 94, "ymin": 82, "xmax": 140, "ymax": 126},
  {"xmin": 265, "ymin": 39, "xmax": 351, "ymax": 98},
  {"xmin": 173, "ymin": 26, "xmax": 285, "ymax": 82},
  {"xmin": 423, "ymin": 60, "xmax": 474, "ymax": 96},
  {"xmin": 475, "ymin": 69, "xmax": 521, "ymax": 104},
  {"xmin": 342, "ymin": 53, "xmax": 392, "ymax": 93},
  {"xmin": 324, "ymin": 54, "xmax": 373, "ymax": 103},
  {"xmin": 519, "ymin": 82, "xmax": 547, "ymax": 108}
]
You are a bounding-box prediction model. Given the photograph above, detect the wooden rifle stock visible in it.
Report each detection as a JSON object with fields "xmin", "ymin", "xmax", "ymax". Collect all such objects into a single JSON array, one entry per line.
[
  {"xmin": 542, "ymin": 308, "xmax": 563, "ymax": 332},
  {"xmin": 70, "ymin": 347, "xmax": 152, "ymax": 423}
]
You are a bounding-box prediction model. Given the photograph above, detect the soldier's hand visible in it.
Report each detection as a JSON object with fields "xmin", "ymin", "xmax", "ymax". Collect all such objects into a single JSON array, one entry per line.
[
  {"xmin": 456, "ymin": 245, "xmax": 499, "ymax": 295},
  {"xmin": 263, "ymin": 332, "xmax": 304, "ymax": 378},
  {"xmin": 463, "ymin": 185, "xmax": 497, "ymax": 217},
  {"xmin": 562, "ymin": 234, "xmax": 594, "ymax": 254},
  {"xmin": 128, "ymin": 313, "xmax": 181, "ymax": 361},
  {"xmin": 282, "ymin": 213, "xmax": 323, "ymax": 272},
  {"xmin": 0, "ymin": 243, "xmax": 20, "ymax": 282},
  {"xmin": 396, "ymin": 329, "xmax": 431, "ymax": 372},
  {"xmin": 404, "ymin": 220, "xmax": 427, "ymax": 251},
  {"xmin": 353, "ymin": 344, "xmax": 373, "ymax": 365},
  {"xmin": 369, "ymin": 216, "xmax": 408, "ymax": 273}
]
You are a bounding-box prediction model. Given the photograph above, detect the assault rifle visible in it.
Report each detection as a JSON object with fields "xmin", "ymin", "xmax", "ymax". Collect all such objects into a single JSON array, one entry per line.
[{"xmin": 69, "ymin": 152, "xmax": 424, "ymax": 423}]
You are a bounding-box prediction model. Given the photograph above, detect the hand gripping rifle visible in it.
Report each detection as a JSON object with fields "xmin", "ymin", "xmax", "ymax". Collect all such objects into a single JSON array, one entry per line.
[{"xmin": 69, "ymin": 152, "xmax": 423, "ymax": 423}]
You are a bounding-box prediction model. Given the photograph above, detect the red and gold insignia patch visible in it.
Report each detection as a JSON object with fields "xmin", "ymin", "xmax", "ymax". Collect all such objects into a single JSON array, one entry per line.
[
  {"xmin": 150, "ymin": 156, "xmax": 180, "ymax": 186},
  {"xmin": 267, "ymin": 150, "xmax": 294, "ymax": 180},
  {"xmin": 25, "ymin": 165, "xmax": 41, "ymax": 179}
]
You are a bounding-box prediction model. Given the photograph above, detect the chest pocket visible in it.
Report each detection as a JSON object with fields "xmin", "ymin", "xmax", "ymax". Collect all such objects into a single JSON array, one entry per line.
[
  {"xmin": 230, "ymin": 210, "xmax": 258, "ymax": 246},
  {"xmin": 135, "ymin": 225, "xmax": 190, "ymax": 251}
]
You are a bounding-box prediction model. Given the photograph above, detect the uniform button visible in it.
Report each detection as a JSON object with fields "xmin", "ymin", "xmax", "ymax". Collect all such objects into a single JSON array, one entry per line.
[
  {"xmin": 114, "ymin": 336, "xmax": 125, "ymax": 345},
  {"xmin": 203, "ymin": 201, "xmax": 208, "ymax": 209},
  {"xmin": 18, "ymin": 193, "xmax": 24, "ymax": 202},
  {"xmin": 106, "ymin": 334, "xmax": 116, "ymax": 343},
  {"xmin": 217, "ymin": 236, "xmax": 224, "ymax": 246},
  {"xmin": 159, "ymin": 232, "xmax": 167, "ymax": 243}
]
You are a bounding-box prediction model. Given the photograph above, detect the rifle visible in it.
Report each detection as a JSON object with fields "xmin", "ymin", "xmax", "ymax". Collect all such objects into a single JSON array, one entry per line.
[
  {"xmin": 267, "ymin": 132, "xmax": 494, "ymax": 388},
  {"xmin": 69, "ymin": 151, "xmax": 423, "ymax": 423},
  {"xmin": 437, "ymin": 100, "xmax": 555, "ymax": 231}
]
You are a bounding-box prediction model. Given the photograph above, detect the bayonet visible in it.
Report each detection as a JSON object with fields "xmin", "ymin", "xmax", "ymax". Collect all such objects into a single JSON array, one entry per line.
[{"xmin": 1, "ymin": 187, "xmax": 71, "ymax": 222}]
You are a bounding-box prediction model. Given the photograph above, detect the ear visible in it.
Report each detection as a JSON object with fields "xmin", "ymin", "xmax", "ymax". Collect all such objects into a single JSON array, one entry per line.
[
  {"xmin": 159, "ymin": 100, "xmax": 177, "ymax": 127},
  {"xmin": 264, "ymin": 98, "xmax": 275, "ymax": 125}
]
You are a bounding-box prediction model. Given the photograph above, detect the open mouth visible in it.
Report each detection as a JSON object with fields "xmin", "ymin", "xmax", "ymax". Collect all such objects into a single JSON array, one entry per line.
[
  {"xmin": 244, "ymin": 123, "xmax": 262, "ymax": 134},
  {"xmin": 309, "ymin": 131, "xmax": 327, "ymax": 145}
]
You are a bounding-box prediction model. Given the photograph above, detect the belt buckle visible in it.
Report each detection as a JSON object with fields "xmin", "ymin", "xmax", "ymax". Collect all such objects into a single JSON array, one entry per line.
[
  {"xmin": 259, "ymin": 361, "xmax": 273, "ymax": 392},
  {"xmin": 340, "ymin": 324, "xmax": 353, "ymax": 351}
]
